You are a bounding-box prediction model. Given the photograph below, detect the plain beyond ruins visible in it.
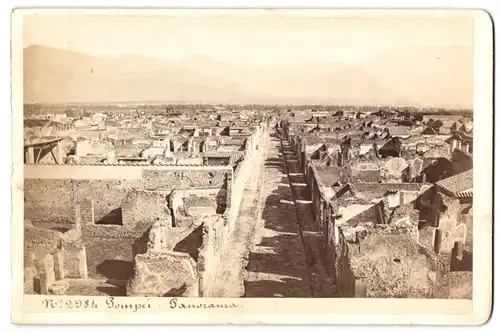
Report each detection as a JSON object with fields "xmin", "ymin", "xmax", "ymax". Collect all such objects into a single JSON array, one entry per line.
[{"xmin": 23, "ymin": 104, "xmax": 473, "ymax": 299}]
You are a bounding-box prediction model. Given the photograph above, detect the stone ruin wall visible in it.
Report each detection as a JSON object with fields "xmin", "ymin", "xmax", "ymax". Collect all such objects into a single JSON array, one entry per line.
[
  {"xmin": 194, "ymin": 215, "xmax": 229, "ymax": 296},
  {"xmin": 24, "ymin": 179, "xmax": 75, "ymax": 226},
  {"xmin": 300, "ymin": 154, "xmax": 438, "ymax": 298},
  {"xmin": 24, "ymin": 164, "xmax": 231, "ymax": 227},
  {"xmin": 227, "ymin": 125, "xmax": 265, "ymax": 232},
  {"xmin": 434, "ymin": 194, "xmax": 472, "ymax": 254},
  {"xmin": 127, "ymin": 251, "xmax": 199, "ymax": 297},
  {"xmin": 79, "ymin": 220, "xmax": 151, "ymax": 280},
  {"xmin": 350, "ymin": 183, "xmax": 427, "ymax": 201},
  {"xmin": 24, "ymin": 223, "xmax": 88, "ymax": 295},
  {"xmin": 337, "ymin": 223, "xmax": 439, "ymax": 298},
  {"xmin": 24, "ymin": 164, "xmax": 233, "ymax": 292},
  {"xmin": 126, "ymin": 213, "xmax": 229, "ymax": 297},
  {"xmin": 25, "ymin": 191, "xmax": 230, "ymax": 295},
  {"xmin": 285, "ymin": 133, "xmax": 471, "ymax": 299},
  {"xmin": 76, "ymin": 190, "xmax": 224, "ymax": 282}
]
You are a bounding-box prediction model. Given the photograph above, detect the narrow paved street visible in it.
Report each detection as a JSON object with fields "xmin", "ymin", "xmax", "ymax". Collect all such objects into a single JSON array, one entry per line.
[
  {"xmin": 280, "ymin": 138, "xmax": 336, "ymax": 297},
  {"xmin": 244, "ymin": 133, "xmax": 313, "ymax": 297},
  {"xmin": 211, "ymin": 129, "xmax": 334, "ymax": 298}
]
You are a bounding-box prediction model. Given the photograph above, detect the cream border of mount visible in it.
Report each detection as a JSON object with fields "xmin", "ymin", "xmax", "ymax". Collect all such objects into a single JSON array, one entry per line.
[{"xmin": 10, "ymin": 8, "xmax": 493, "ymax": 325}]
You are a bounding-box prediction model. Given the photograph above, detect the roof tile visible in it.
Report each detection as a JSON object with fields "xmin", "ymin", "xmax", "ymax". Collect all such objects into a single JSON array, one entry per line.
[{"xmin": 435, "ymin": 169, "xmax": 473, "ymax": 197}]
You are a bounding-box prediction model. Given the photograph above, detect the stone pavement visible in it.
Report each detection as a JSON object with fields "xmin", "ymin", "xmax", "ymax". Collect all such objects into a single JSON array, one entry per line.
[
  {"xmin": 210, "ymin": 131, "xmax": 335, "ymax": 298},
  {"xmin": 280, "ymin": 139, "xmax": 336, "ymax": 297},
  {"xmin": 244, "ymin": 134, "xmax": 313, "ymax": 297}
]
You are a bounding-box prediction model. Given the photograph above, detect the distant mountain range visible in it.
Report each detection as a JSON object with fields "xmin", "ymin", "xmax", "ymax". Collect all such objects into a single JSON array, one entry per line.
[{"xmin": 23, "ymin": 44, "xmax": 473, "ymax": 108}]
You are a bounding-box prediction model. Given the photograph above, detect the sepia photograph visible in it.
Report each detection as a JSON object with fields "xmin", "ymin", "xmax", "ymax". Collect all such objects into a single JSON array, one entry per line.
[{"xmin": 11, "ymin": 8, "xmax": 493, "ymax": 325}]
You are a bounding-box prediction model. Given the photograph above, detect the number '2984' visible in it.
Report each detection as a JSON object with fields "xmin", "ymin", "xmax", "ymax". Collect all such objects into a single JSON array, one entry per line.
[{"xmin": 42, "ymin": 299, "xmax": 99, "ymax": 309}]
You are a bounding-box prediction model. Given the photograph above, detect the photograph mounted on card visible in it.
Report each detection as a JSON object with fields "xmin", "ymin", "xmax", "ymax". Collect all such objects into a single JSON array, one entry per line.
[{"xmin": 10, "ymin": 8, "xmax": 493, "ymax": 325}]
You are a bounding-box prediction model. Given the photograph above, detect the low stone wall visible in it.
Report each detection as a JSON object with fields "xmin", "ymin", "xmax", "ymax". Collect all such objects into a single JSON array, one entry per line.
[
  {"xmin": 24, "ymin": 165, "xmax": 232, "ymax": 227},
  {"xmin": 24, "ymin": 225, "xmax": 88, "ymax": 294},
  {"xmin": 81, "ymin": 224, "xmax": 150, "ymax": 239},
  {"xmin": 227, "ymin": 125, "xmax": 266, "ymax": 233},
  {"xmin": 127, "ymin": 250, "xmax": 199, "ymax": 297},
  {"xmin": 197, "ymin": 215, "xmax": 229, "ymax": 296},
  {"xmin": 24, "ymin": 226, "xmax": 61, "ymax": 259},
  {"xmin": 121, "ymin": 190, "xmax": 171, "ymax": 227},
  {"xmin": 337, "ymin": 223, "xmax": 438, "ymax": 298}
]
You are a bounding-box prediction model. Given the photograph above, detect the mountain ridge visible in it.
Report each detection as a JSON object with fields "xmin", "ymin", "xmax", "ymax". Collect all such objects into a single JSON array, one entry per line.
[{"xmin": 23, "ymin": 44, "xmax": 473, "ymax": 108}]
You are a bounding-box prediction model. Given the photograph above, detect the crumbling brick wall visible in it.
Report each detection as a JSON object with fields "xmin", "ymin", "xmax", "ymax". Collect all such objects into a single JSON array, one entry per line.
[
  {"xmin": 432, "ymin": 252, "xmax": 472, "ymax": 299},
  {"xmin": 24, "ymin": 225, "xmax": 61, "ymax": 261},
  {"xmin": 80, "ymin": 223, "xmax": 152, "ymax": 280},
  {"xmin": 60, "ymin": 229, "xmax": 88, "ymax": 279},
  {"xmin": 126, "ymin": 213, "xmax": 226, "ymax": 297},
  {"xmin": 227, "ymin": 128, "xmax": 264, "ymax": 232},
  {"xmin": 73, "ymin": 179, "xmax": 143, "ymax": 224},
  {"xmin": 24, "ymin": 165, "xmax": 231, "ymax": 227},
  {"xmin": 433, "ymin": 271, "xmax": 472, "ymax": 299},
  {"xmin": 197, "ymin": 215, "xmax": 229, "ymax": 296},
  {"xmin": 337, "ymin": 223, "xmax": 438, "ymax": 298},
  {"xmin": 24, "ymin": 225, "xmax": 61, "ymax": 293},
  {"xmin": 24, "ymin": 179, "xmax": 74, "ymax": 225},
  {"xmin": 24, "ymin": 224, "xmax": 88, "ymax": 294},
  {"xmin": 127, "ymin": 251, "xmax": 199, "ymax": 297},
  {"xmin": 436, "ymin": 195, "xmax": 468, "ymax": 245},
  {"xmin": 336, "ymin": 229, "xmax": 356, "ymax": 297},
  {"xmin": 121, "ymin": 190, "xmax": 171, "ymax": 227},
  {"xmin": 169, "ymin": 188, "xmax": 222, "ymax": 227},
  {"xmin": 350, "ymin": 183, "xmax": 426, "ymax": 202},
  {"xmin": 141, "ymin": 168, "xmax": 228, "ymax": 189},
  {"xmin": 77, "ymin": 191, "xmax": 162, "ymax": 280},
  {"xmin": 78, "ymin": 190, "xmax": 214, "ymax": 281}
]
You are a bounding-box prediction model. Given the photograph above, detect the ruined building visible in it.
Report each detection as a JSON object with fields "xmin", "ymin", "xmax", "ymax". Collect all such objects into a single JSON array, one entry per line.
[{"xmin": 24, "ymin": 122, "xmax": 267, "ymax": 296}]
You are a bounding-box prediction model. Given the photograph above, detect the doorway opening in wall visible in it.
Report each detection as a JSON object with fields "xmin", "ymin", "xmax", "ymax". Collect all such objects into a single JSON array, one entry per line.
[
  {"xmin": 216, "ymin": 204, "xmax": 227, "ymax": 215},
  {"xmin": 95, "ymin": 205, "xmax": 123, "ymax": 225}
]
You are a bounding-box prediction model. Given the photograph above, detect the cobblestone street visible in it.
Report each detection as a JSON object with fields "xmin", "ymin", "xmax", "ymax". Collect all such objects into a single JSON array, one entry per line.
[
  {"xmin": 244, "ymin": 134, "xmax": 313, "ymax": 297},
  {"xmin": 280, "ymin": 139, "xmax": 336, "ymax": 297}
]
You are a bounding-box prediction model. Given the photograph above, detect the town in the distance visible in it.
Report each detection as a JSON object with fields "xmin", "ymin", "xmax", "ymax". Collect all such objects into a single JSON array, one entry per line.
[{"xmin": 23, "ymin": 103, "xmax": 473, "ymax": 299}]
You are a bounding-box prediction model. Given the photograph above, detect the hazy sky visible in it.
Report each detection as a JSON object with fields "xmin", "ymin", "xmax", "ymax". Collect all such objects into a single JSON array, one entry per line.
[{"xmin": 23, "ymin": 14, "xmax": 473, "ymax": 65}]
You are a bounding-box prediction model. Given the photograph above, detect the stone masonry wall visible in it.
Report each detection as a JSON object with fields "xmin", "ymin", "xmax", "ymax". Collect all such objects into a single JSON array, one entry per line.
[
  {"xmin": 127, "ymin": 251, "xmax": 199, "ymax": 297},
  {"xmin": 24, "ymin": 226, "xmax": 61, "ymax": 264},
  {"xmin": 24, "ymin": 165, "xmax": 231, "ymax": 226},
  {"xmin": 336, "ymin": 229, "xmax": 356, "ymax": 297},
  {"xmin": 197, "ymin": 215, "xmax": 229, "ymax": 296},
  {"xmin": 24, "ymin": 179, "xmax": 74, "ymax": 225},
  {"xmin": 81, "ymin": 222, "xmax": 151, "ymax": 280},
  {"xmin": 351, "ymin": 183, "xmax": 427, "ymax": 202},
  {"xmin": 339, "ymin": 223, "xmax": 438, "ymax": 298},
  {"xmin": 24, "ymin": 225, "xmax": 88, "ymax": 293},
  {"xmin": 121, "ymin": 190, "xmax": 171, "ymax": 227},
  {"xmin": 227, "ymin": 125, "xmax": 265, "ymax": 232}
]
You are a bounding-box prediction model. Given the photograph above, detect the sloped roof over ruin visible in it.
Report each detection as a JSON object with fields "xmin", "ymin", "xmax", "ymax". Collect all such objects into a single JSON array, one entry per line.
[
  {"xmin": 202, "ymin": 151, "xmax": 245, "ymax": 159},
  {"xmin": 24, "ymin": 136, "xmax": 64, "ymax": 148},
  {"xmin": 435, "ymin": 169, "xmax": 473, "ymax": 198}
]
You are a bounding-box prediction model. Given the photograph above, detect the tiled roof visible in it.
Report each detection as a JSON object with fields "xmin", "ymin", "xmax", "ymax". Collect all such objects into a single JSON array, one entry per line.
[
  {"xmin": 456, "ymin": 189, "xmax": 473, "ymax": 198},
  {"xmin": 202, "ymin": 151, "xmax": 244, "ymax": 158},
  {"xmin": 435, "ymin": 169, "xmax": 473, "ymax": 198}
]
